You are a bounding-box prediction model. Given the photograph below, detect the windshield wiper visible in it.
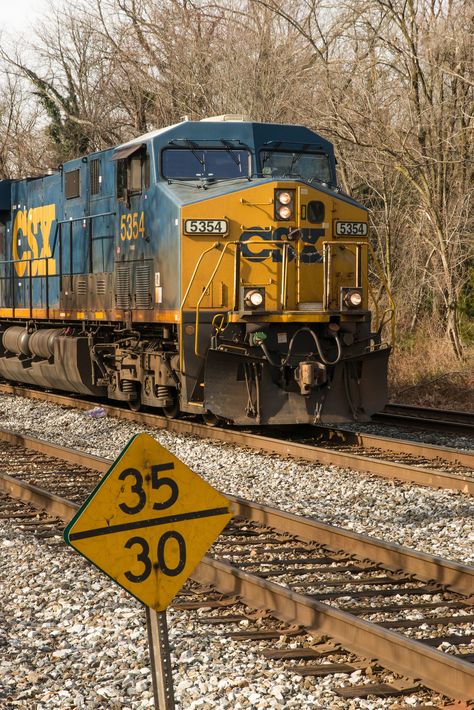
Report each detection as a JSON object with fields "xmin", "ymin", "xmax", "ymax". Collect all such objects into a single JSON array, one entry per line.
[
  {"xmin": 219, "ymin": 140, "xmax": 252, "ymax": 180},
  {"xmin": 167, "ymin": 177, "xmax": 209, "ymax": 190},
  {"xmin": 182, "ymin": 139, "xmax": 205, "ymax": 168},
  {"xmin": 307, "ymin": 176, "xmax": 337, "ymax": 189},
  {"xmin": 278, "ymin": 171, "xmax": 304, "ymax": 180},
  {"xmin": 219, "ymin": 139, "xmax": 240, "ymax": 166},
  {"xmin": 289, "ymin": 152, "xmax": 304, "ymax": 172}
]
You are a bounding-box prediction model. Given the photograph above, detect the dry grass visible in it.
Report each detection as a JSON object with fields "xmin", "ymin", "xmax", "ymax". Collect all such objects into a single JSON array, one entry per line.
[{"xmin": 388, "ymin": 320, "xmax": 474, "ymax": 412}]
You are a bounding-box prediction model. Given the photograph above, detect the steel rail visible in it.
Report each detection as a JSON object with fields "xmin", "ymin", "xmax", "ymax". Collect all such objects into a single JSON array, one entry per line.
[
  {"xmin": 0, "ymin": 428, "xmax": 471, "ymax": 597},
  {"xmin": 385, "ymin": 403, "xmax": 474, "ymax": 425},
  {"xmin": 375, "ymin": 404, "xmax": 474, "ymax": 435},
  {"xmin": 192, "ymin": 558, "xmax": 474, "ymax": 702},
  {"xmin": 228, "ymin": 497, "xmax": 474, "ymax": 597},
  {"xmin": 0, "ymin": 470, "xmax": 472, "ymax": 702},
  {"xmin": 374, "ymin": 412, "xmax": 474, "ymax": 435},
  {"xmin": 314, "ymin": 427, "xmax": 474, "ymax": 468},
  {"xmin": 0, "ymin": 383, "xmax": 472, "ymax": 494}
]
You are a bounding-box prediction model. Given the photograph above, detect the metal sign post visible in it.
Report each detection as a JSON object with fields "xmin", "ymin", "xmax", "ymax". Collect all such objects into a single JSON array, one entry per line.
[{"xmin": 146, "ymin": 608, "xmax": 175, "ymax": 710}]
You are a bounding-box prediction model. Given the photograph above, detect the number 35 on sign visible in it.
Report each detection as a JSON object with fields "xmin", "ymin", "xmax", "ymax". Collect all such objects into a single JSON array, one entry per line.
[{"xmin": 64, "ymin": 433, "xmax": 232, "ymax": 610}]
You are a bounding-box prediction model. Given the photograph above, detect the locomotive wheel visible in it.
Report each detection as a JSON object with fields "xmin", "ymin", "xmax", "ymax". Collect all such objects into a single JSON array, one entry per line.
[
  {"xmin": 128, "ymin": 386, "xmax": 142, "ymax": 412},
  {"xmin": 202, "ymin": 410, "xmax": 222, "ymax": 427},
  {"xmin": 163, "ymin": 397, "xmax": 180, "ymax": 419}
]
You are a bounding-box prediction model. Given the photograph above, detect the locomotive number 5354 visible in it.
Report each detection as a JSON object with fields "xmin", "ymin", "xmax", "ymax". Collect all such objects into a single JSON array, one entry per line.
[{"xmin": 120, "ymin": 211, "xmax": 145, "ymax": 240}]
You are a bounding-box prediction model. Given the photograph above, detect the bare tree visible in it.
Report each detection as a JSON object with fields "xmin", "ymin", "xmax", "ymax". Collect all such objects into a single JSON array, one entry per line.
[
  {"xmin": 250, "ymin": 0, "xmax": 473, "ymax": 358},
  {"xmin": 0, "ymin": 67, "xmax": 51, "ymax": 178},
  {"xmin": 1, "ymin": 0, "xmax": 472, "ymax": 362}
]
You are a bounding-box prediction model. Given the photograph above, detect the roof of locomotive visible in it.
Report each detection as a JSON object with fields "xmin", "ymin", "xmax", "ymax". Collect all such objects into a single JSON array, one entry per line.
[
  {"xmin": 0, "ymin": 119, "xmax": 364, "ymax": 211},
  {"xmin": 116, "ymin": 119, "xmax": 335, "ymax": 156}
]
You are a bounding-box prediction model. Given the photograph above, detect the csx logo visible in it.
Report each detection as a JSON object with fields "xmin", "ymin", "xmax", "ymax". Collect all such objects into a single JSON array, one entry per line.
[
  {"xmin": 13, "ymin": 204, "xmax": 57, "ymax": 277},
  {"xmin": 240, "ymin": 227, "xmax": 324, "ymax": 263}
]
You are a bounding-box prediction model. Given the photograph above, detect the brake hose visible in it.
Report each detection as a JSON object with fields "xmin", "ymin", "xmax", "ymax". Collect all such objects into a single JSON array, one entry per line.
[
  {"xmin": 306, "ymin": 327, "xmax": 342, "ymax": 366},
  {"xmin": 260, "ymin": 326, "xmax": 342, "ymax": 367}
]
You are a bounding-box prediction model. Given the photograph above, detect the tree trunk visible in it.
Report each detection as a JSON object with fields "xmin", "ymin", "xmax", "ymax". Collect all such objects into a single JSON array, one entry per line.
[{"xmin": 445, "ymin": 302, "xmax": 465, "ymax": 362}]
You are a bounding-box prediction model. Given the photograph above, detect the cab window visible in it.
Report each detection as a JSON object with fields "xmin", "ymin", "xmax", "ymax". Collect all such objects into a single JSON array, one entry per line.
[
  {"xmin": 162, "ymin": 148, "xmax": 251, "ymax": 180},
  {"xmin": 116, "ymin": 149, "xmax": 150, "ymax": 198},
  {"xmin": 260, "ymin": 150, "xmax": 332, "ymax": 185}
]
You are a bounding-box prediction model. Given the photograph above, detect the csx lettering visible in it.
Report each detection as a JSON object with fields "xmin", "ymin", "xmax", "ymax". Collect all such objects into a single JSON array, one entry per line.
[
  {"xmin": 12, "ymin": 204, "xmax": 57, "ymax": 277},
  {"xmin": 120, "ymin": 211, "xmax": 145, "ymax": 241},
  {"xmin": 240, "ymin": 227, "xmax": 324, "ymax": 263}
]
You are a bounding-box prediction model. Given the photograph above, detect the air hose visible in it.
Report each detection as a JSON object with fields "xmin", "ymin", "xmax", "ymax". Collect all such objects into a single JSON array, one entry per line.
[{"xmin": 258, "ymin": 327, "xmax": 342, "ymax": 367}]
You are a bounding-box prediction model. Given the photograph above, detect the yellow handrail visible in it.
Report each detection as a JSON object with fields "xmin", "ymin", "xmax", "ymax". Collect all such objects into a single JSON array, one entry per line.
[
  {"xmin": 179, "ymin": 242, "xmax": 220, "ymax": 372},
  {"xmin": 192, "ymin": 239, "xmax": 290, "ymax": 358},
  {"xmin": 194, "ymin": 242, "xmax": 235, "ymax": 357},
  {"xmin": 367, "ymin": 280, "xmax": 380, "ymax": 331}
]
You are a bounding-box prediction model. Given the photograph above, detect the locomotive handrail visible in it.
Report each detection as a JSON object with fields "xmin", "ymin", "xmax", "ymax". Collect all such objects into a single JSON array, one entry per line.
[
  {"xmin": 193, "ymin": 239, "xmax": 292, "ymax": 360},
  {"xmin": 56, "ymin": 211, "xmax": 116, "ymax": 224},
  {"xmin": 50, "ymin": 211, "xmax": 116, "ymax": 281},
  {"xmin": 179, "ymin": 242, "xmax": 221, "ymax": 372},
  {"xmin": 194, "ymin": 242, "xmax": 235, "ymax": 358},
  {"xmin": 322, "ymin": 241, "xmax": 365, "ymax": 310},
  {"xmin": 0, "ymin": 256, "xmax": 52, "ymax": 318},
  {"xmin": 0, "ymin": 256, "xmax": 51, "ymax": 265},
  {"xmin": 51, "ymin": 211, "xmax": 116, "ymax": 254}
]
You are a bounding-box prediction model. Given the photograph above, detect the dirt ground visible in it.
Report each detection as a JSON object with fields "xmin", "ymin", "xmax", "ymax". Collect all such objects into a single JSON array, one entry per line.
[{"xmin": 388, "ymin": 346, "xmax": 474, "ymax": 412}]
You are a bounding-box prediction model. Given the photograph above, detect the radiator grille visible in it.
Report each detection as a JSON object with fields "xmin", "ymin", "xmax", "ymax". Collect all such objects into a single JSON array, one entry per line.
[
  {"xmin": 90, "ymin": 159, "xmax": 100, "ymax": 195},
  {"xmin": 116, "ymin": 265, "xmax": 130, "ymax": 309},
  {"xmin": 135, "ymin": 265, "xmax": 152, "ymax": 309},
  {"xmin": 96, "ymin": 279, "xmax": 106, "ymax": 295},
  {"xmin": 77, "ymin": 279, "xmax": 87, "ymax": 295}
]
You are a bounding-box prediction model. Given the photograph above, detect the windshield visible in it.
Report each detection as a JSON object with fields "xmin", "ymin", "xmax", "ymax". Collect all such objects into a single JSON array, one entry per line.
[
  {"xmin": 162, "ymin": 148, "xmax": 251, "ymax": 180},
  {"xmin": 260, "ymin": 150, "xmax": 332, "ymax": 184}
]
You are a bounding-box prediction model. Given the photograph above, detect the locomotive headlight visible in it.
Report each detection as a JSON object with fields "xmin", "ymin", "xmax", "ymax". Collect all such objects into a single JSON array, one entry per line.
[
  {"xmin": 278, "ymin": 191, "xmax": 292, "ymax": 205},
  {"xmin": 246, "ymin": 290, "xmax": 264, "ymax": 307},
  {"xmin": 348, "ymin": 292, "xmax": 362, "ymax": 307},
  {"xmin": 275, "ymin": 189, "xmax": 295, "ymax": 221},
  {"xmin": 277, "ymin": 205, "xmax": 292, "ymax": 220},
  {"xmin": 341, "ymin": 288, "xmax": 363, "ymax": 310},
  {"xmin": 242, "ymin": 287, "xmax": 266, "ymax": 311}
]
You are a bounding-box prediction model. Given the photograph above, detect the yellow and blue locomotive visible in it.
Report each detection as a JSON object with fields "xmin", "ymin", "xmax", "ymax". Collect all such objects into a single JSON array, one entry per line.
[{"xmin": 0, "ymin": 116, "xmax": 390, "ymax": 424}]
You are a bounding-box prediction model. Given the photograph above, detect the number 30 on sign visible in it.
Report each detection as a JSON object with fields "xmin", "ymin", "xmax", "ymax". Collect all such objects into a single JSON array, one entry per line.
[{"xmin": 64, "ymin": 433, "xmax": 232, "ymax": 610}]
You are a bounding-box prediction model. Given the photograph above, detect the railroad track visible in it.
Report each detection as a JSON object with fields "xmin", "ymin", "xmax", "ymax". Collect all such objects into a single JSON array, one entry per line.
[
  {"xmin": 0, "ymin": 430, "xmax": 472, "ymax": 705},
  {"xmin": 0, "ymin": 383, "xmax": 472, "ymax": 494},
  {"xmin": 374, "ymin": 403, "xmax": 474, "ymax": 435}
]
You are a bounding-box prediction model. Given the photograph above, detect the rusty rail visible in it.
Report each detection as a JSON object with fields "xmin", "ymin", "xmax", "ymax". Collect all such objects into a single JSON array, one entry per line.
[
  {"xmin": 0, "ymin": 383, "xmax": 472, "ymax": 494},
  {"xmin": 0, "ymin": 462, "xmax": 473, "ymax": 701},
  {"xmin": 1, "ymin": 425, "xmax": 471, "ymax": 596}
]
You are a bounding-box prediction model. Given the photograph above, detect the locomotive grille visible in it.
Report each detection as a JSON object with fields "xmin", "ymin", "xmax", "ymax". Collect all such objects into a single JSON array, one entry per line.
[
  {"xmin": 77, "ymin": 279, "xmax": 87, "ymax": 295},
  {"xmin": 96, "ymin": 279, "xmax": 106, "ymax": 295},
  {"xmin": 135, "ymin": 265, "xmax": 152, "ymax": 309},
  {"xmin": 116, "ymin": 265, "xmax": 131, "ymax": 309},
  {"xmin": 90, "ymin": 159, "xmax": 100, "ymax": 195}
]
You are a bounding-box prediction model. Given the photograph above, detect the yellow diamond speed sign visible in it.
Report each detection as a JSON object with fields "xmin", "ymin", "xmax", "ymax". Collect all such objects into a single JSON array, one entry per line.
[{"xmin": 64, "ymin": 433, "xmax": 232, "ymax": 610}]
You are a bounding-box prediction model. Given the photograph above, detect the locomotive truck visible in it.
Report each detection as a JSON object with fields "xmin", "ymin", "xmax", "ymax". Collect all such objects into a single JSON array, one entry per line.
[{"xmin": 0, "ymin": 116, "xmax": 391, "ymax": 425}]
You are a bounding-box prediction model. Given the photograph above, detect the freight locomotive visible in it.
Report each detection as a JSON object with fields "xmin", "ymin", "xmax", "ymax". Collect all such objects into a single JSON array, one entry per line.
[{"xmin": 0, "ymin": 116, "xmax": 390, "ymax": 425}]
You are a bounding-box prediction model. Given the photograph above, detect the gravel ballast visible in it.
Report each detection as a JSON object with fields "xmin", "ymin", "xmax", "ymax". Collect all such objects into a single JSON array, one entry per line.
[
  {"xmin": 1, "ymin": 392, "xmax": 472, "ymax": 708},
  {"xmin": 0, "ymin": 394, "xmax": 472, "ymax": 565},
  {"xmin": 0, "ymin": 521, "xmax": 447, "ymax": 710}
]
